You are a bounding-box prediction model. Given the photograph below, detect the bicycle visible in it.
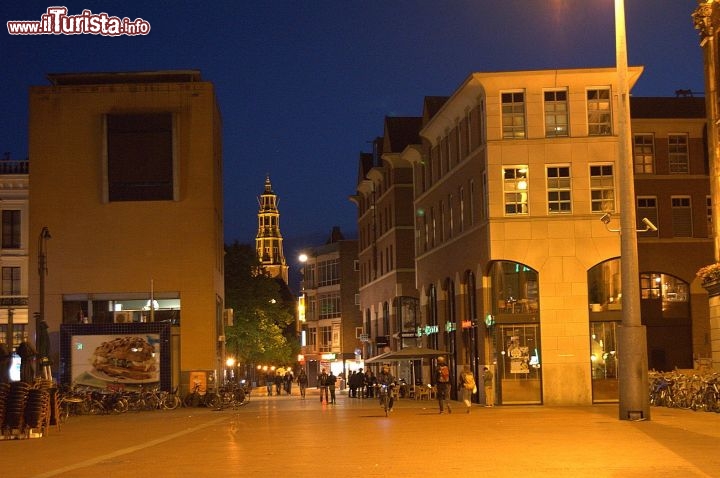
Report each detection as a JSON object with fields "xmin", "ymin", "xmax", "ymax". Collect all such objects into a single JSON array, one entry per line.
[
  {"xmin": 378, "ymin": 384, "xmax": 393, "ymax": 417},
  {"xmin": 183, "ymin": 383, "xmax": 219, "ymax": 408}
]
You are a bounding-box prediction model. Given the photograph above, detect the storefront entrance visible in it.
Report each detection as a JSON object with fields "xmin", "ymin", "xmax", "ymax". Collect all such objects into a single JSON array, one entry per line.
[{"xmin": 495, "ymin": 324, "xmax": 542, "ymax": 404}]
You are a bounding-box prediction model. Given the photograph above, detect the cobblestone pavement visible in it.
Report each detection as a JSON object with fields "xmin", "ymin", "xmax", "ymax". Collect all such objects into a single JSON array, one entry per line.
[{"xmin": 5, "ymin": 389, "xmax": 720, "ymax": 478}]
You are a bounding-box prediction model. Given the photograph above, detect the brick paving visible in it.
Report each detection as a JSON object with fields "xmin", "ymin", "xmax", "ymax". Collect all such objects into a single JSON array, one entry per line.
[{"xmin": 5, "ymin": 388, "xmax": 720, "ymax": 477}]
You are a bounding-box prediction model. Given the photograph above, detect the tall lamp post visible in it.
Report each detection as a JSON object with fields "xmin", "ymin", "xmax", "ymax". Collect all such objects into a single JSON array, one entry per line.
[
  {"xmin": 37, "ymin": 226, "xmax": 52, "ymax": 379},
  {"xmin": 614, "ymin": 0, "xmax": 650, "ymax": 421},
  {"xmin": 37, "ymin": 227, "xmax": 51, "ymax": 329}
]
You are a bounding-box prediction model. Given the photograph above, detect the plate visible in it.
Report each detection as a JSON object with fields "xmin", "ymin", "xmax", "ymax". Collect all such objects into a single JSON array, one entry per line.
[{"xmin": 87, "ymin": 367, "xmax": 159, "ymax": 384}]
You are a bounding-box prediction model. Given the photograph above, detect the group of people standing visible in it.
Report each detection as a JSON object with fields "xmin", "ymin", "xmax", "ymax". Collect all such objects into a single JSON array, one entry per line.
[
  {"xmin": 316, "ymin": 368, "xmax": 338, "ymax": 404},
  {"xmin": 263, "ymin": 361, "xmax": 495, "ymax": 413},
  {"xmin": 346, "ymin": 368, "xmax": 376, "ymax": 398},
  {"xmin": 264, "ymin": 368, "xmax": 295, "ymax": 396}
]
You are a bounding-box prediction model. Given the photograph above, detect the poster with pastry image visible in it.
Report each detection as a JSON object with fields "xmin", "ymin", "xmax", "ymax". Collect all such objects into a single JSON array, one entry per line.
[{"xmin": 72, "ymin": 334, "xmax": 160, "ymax": 388}]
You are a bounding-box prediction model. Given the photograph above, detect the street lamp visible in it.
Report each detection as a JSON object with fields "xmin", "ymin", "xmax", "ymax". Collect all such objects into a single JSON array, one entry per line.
[
  {"xmin": 614, "ymin": 0, "xmax": 650, "ymax": 421},
  {"xmin": 37, "ymin": 227, "xmax": 51, "ymax": 335}
]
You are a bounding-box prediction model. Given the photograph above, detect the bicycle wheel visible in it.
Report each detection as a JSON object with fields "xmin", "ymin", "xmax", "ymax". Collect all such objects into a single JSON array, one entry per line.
[
  {"xmin": 184, "ymin": 392, "xmax": 199, "ymax": 408},
  {"xmin": 205, "ymin": 393, "xmax": 220, "ymax": 409},
  {"xmin": 88, "ymin": 400, "xmax": 105, "ymax": 415},
  {"xmin": 163, "ymin": 394, "xmax": 181, "ymax": 410}
]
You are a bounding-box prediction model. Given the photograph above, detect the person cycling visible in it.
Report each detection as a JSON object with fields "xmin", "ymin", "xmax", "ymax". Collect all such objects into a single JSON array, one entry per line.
[{"xmin": 377, "ymin": 364, "xmax": 396, "ymax": 412}]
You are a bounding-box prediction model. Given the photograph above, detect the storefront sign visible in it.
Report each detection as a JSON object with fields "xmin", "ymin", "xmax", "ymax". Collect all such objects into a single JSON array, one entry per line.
[
  {"xmin": 416, "ymin": 325, "xmax": 439, "ymax": 336},
  {"xmin": 321, "ymin": 353, "xmax": 336, "ymax": 360}
]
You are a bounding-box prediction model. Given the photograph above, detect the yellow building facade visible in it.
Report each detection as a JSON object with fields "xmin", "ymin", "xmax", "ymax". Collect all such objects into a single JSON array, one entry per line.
[{"xmin": 28, "ymin": 70, "xmax": 224, "ymax": 391}]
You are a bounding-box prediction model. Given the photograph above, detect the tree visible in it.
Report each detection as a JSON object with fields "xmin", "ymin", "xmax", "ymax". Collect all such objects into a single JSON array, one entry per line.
[{"xmin": 224, "ymin": 242, "xmax": 297, "ymax": 371}]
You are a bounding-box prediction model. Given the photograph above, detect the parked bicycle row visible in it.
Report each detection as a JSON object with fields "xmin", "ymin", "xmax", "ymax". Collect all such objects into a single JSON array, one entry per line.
[
  {"xmin": 56, "ymin": 380, "xmax": 251, "ymax": 422},
  {"xmin": 648, "ymin": 370, "xmax": 720, "ymax": 412}
]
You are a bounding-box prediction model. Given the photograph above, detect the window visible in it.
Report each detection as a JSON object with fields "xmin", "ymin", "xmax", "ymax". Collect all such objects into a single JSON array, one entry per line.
[
  {"xmin": 633, "ymin": 134, "xmax": 655, "ymax": 174},
  {"xmin": 2, "ymin": 210, "xmax": 21, "ymax": 249},
  {"xmin": 106, "ymin": 113, "xmax": 174, "ymax": 201},
  {"xmin": 590, "ymin": 165, "xmax": 615, "ymax": 213},
  {"xmin": 707, "ymin": 196, "xmax": 713, "ymax": 238},
  {"xmin": 470, "ymin": 180, "xmax": 476, "ymax": 225},
  {"xmin": 587, "ymin": 88, "xmax": 612, "ymax": 136},
  {"xmin": 319, "ymin": 294, "xmax": 341, "ymax": 319},
  {"xmin": 668, "ymin": 134, "xmax": 689, "ymax": 174},
  {"xmin": 544, "ymin": 90, "xmax": 569, "ymax": 137},
  {"xmin": 430, "ymin": 206, "xmax": 436, "ymax": 248},
  {"xmin": 459, "ymin": 187, "xmax": 465, "ymax": 232},
  {"xmin": 439, "ymin": 200, "xmax": 445, "ymax": 242},
  {"xmin": 501, "ymin": 91, "xmax": 526, "ymax": 139},
  {"xmin": 319, "ymin": 326, "xmax": 332, "ymax": 352},
  {"xmin": 640, "ymin": 273, "xmax": 662, "ymax": 300},
  {"xmin": 503, "ymin": 167, "xmax": 529, "ymax": 215},
  {"xmin": 547, "ymin": 166, "xmax": 571, "ymax": 214},
  {"xmin": 637, "ymin": 196, "xmax": 658, "ymax": 237},
  {"xmin": 671, "ymin": 196, "xmax": 692, "ymax": 237},
  {"xmin": 1, "ymin": 267, "xmax": 20, "ymax": 296},
  {"xmin": 448, "ymin": 193, "xmax": 454, "ymax": 238},
  {"xmin": 307, "ymin": 327, "xmax": 317, "ymax": 347},
  {"xmin": 318, "ymin": 258, "xmax": 340, "ymax": 287}
]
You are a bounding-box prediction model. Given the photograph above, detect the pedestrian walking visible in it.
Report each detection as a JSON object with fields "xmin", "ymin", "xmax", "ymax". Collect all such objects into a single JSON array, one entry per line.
[
  {"xmin": 459, "ymin": 366, "xmax": 476, "ymax": 413},
  {"xmin": 284, "ymin": 369, "xmax": 294, "ymax": 395},
  {"xmin": 365, "ymin": 370, "xmax": 376, "ymax": 398},
  {"xmin": 274, "ymin": 372, "xmax": 283, "ymax": 395},
  {"xmin": 483, "ymin": 366, "xmax": 494, "ymax": 407},
  {"xmin": 327, "ymin": 370, "xmax": 337, "ymax": 404},
  {"xmin": 297, "ymin": 369, "xmax": 308, "ymax": 399},
  {"xmin": 435, "ymin": 356, "xmax": 451, "ymax": 414},
  {"xmin": 318, "ymin": 369, "xmax": 329, "ymax": 403},
  {"xmin": 265, "ymin": 371, "xmax": 274, "ymax": 396}
]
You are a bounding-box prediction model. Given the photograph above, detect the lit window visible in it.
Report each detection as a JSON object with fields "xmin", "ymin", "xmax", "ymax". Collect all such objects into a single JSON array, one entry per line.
[
  {"xmin": 504, "ymin": 167, "xmax": 529, "ymax": 215},
  {"xmin": 547, "ymin": 166, "xmax": 571, "ymax": 214},
  {"xmin": 590, "ymin": 165, "xmax": 614, "ymax": 213},
  {"xmin": 633, "ymin": 134, "xmax": 654, "ymax": 174},
  {"xmin": 587, "ymin": 88, "xmax": 612, "ymax": 136},
  {"xmin": 544, "ymin": 90, "xmax": 568, "ymax": 137},
  {"xmin": 501, "ymin": 92, "xmax": 526, "ymax": 139}
]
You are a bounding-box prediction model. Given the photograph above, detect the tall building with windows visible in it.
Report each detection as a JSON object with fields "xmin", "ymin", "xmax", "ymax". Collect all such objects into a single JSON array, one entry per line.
[
  {"xmin": 298, "ymin": 227, "xmax": 360, "ymax": 384},
  {"xmin": 357, "ymin": 67, "xmax": 712, "ymax": 406},
  {"xmin": 256, "ymin": 176, "xmax": 288, "ymax": 284},
  {"xmin": 694, "ymin": 0, "xmax": 720, "ymax": 372},
  {"xmin": 0, "ymin": 155, "xmax": 29, "ymax": 355},
  {"xmin": 29, "ymin": 70, "xmax": 225, "ymax": 392},
  {"xmin": 352, "ymin": 116, "xmax": 422, "ymax": 380}
]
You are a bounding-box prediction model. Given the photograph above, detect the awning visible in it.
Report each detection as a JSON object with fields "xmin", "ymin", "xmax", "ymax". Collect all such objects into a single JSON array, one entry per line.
[{"xmin": 364, "ymin": 346, "xmax": 447, "ymax": 363}]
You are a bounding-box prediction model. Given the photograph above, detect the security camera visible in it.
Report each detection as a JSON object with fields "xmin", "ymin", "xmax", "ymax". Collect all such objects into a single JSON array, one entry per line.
[
  {"xmin": 641, "ymin": 217, "xmax": 658, "ymax": 232},
  {"xmin": 600, "ymin": 213, "xmax": 611, "ymax": 225}
]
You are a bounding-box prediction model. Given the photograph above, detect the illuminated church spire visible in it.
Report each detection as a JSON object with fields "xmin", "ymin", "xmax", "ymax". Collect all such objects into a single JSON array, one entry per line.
[{"xmin": 256, "ymin": 175, "xmax": 288, "ymax": 283}]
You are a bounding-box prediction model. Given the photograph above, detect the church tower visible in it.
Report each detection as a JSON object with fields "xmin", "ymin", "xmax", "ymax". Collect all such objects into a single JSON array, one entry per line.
[{"xmin": 256, "ymin": 176, "xmax": 289, "ymax": 283}]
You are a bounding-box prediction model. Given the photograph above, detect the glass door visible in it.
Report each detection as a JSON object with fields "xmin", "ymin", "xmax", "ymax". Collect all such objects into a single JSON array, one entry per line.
[{"xmin": 496, "ymin": 324, "xmax": 542, "ymax": 404}]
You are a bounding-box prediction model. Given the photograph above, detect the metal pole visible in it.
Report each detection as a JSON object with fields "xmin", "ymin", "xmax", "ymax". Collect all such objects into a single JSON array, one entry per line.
[{"xmin": 614, "ymin": 0, "xmax": 650, "ymax": 420}]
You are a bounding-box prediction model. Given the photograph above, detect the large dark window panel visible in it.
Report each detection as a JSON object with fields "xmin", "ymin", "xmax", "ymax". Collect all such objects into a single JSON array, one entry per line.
[{"xmin": 107, "ymin": 113, "xmax": 173, "ymax": 201}]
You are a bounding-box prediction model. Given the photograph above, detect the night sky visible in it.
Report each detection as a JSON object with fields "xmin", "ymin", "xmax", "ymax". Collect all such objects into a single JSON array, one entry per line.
[{"xmin": 0, "ymin": 1, "xmax": 705, "ymax": 260}]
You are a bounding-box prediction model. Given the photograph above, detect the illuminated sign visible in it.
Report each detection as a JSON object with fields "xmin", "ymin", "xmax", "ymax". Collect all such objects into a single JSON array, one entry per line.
[
  {"xmin": 416, "ymin": 325, "xmax": 439, "ymax": 336},
  {"xmin": 445, "ymin": 322, "xmax": 456, "ymax": 333},
  {"xmin": 321, "ymin": 353, "xmax": 336, "ymax": 360},
  {"xmin": 461, "ymin": 320, "xmax": 473, "ymax": 329}
]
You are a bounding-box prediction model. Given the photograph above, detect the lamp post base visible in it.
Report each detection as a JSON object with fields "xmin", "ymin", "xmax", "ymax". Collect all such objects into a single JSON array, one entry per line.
[{"xmin": 618, "ymin": 325, "xmax": 650, "ymax": 421}]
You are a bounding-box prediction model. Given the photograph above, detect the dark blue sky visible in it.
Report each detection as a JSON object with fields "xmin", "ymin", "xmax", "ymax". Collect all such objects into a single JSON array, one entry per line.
[{"xmin": 1, "ymin": 1, "xmax": 704, "ymax": 258}]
